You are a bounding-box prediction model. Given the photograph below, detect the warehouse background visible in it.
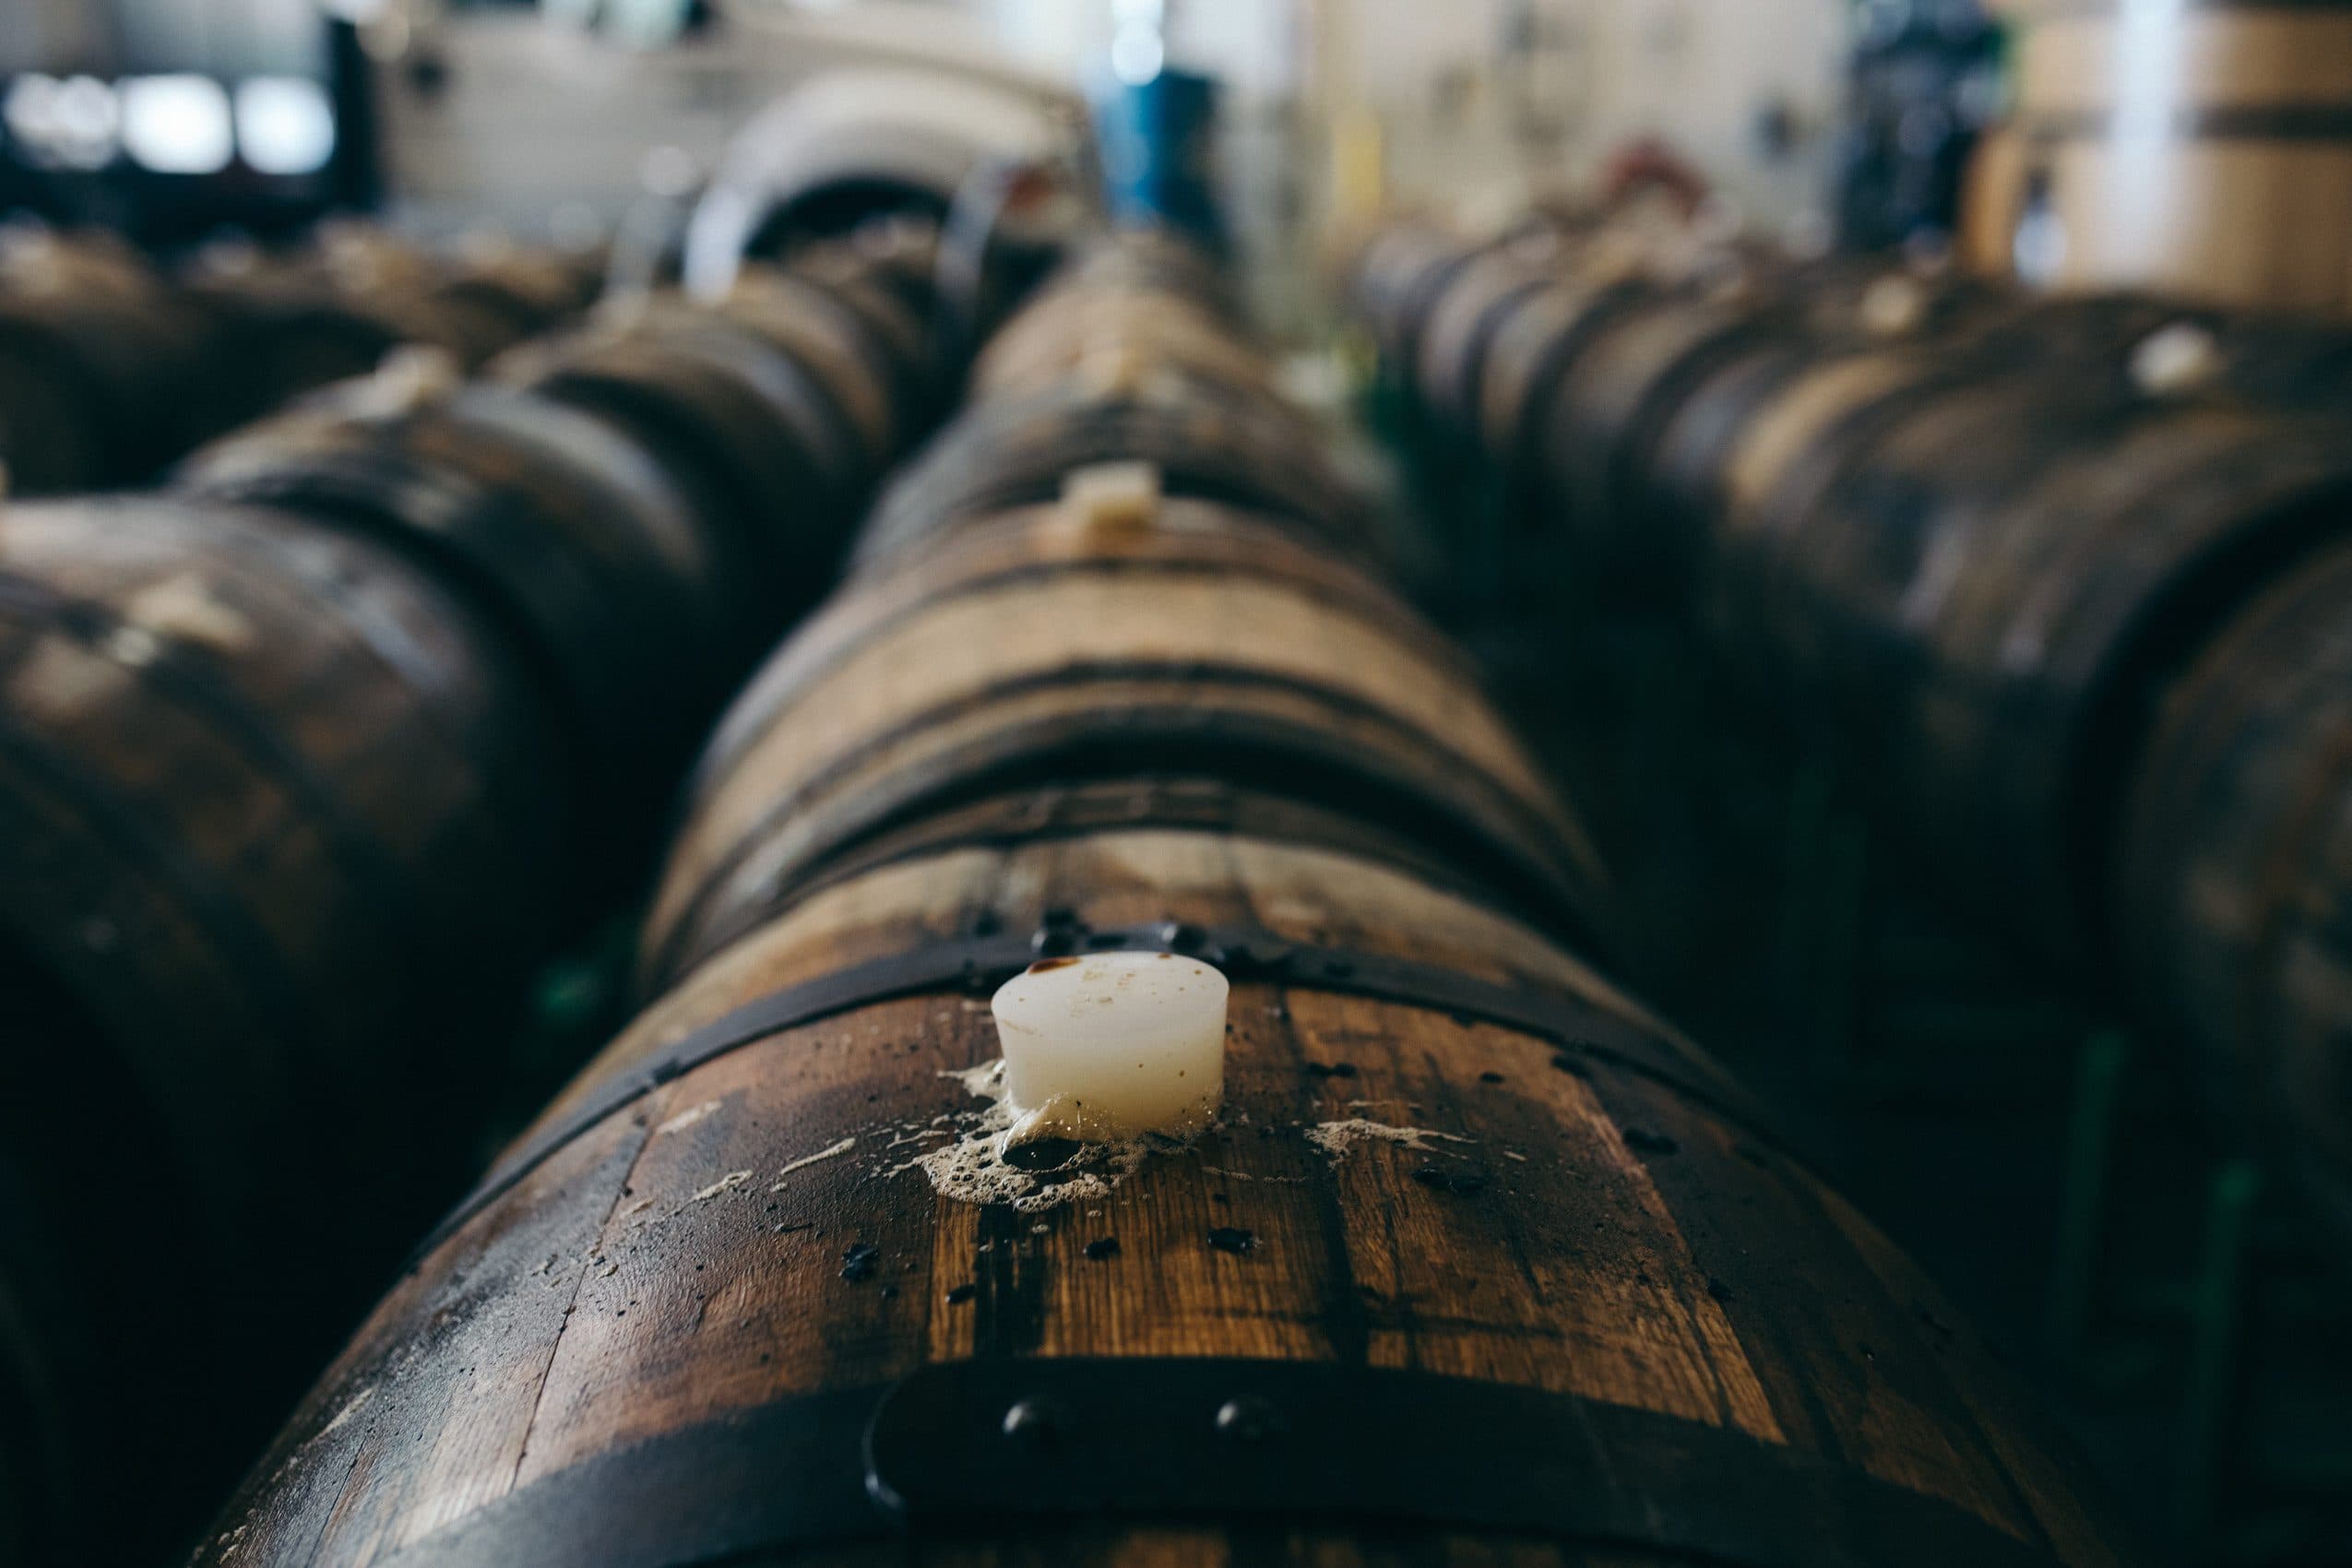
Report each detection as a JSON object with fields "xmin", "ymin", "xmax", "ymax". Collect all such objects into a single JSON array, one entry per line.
[{"xmin": 0, "ymin": 3, "xmax": 2346, "ymax": 1567}]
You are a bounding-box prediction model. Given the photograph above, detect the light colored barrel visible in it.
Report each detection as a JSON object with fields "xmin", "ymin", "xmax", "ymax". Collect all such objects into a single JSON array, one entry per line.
[{"xmin": 1983, "ymin": 0, "xmax": 2352, "ymax": 314}]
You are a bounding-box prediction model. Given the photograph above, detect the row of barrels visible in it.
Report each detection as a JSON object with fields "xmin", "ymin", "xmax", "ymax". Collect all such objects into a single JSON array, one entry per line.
[
  {"xmin": 189, "ymin": 229, "xmax": 2136, "ymax": 1568},
  {"xmin": 0, "ymin": 216, "xmax": 950, "ymax": 1568},
  {"xmin": 0, "ymin": 224, "xmax": 606, "ymax": 495},
  {"xmin": 1348, "ymin": 213, "xmax": 2352, "ymax": 1251}
]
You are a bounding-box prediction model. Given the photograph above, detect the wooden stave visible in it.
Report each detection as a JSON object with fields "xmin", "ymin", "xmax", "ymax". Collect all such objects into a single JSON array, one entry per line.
[
  {"xmin": 488, "ymin": 309, "xmax": 868, "ymax": 642},
  {"xmin": 187, "ymin": 813, "xmax": 2133, "ymax": 1568},
  {"xmin": 1993, "ymin": 4, "xmax": 2352, "ymax": 314},
  {"xmin": 853, "ymin": 378, "xmax": 1372, "ymax": 568},
  {"xmin": 177, "ymin": 383, "xmax": 740, "ymax": 800},
  {"xmin": 2112, "ymin": 540, "xmax": 2352, "ymax": 1239},
  {"xmin": 0, "ymin": 247, "xmax": 228, "ymax": 490},
  {"xmin": 639, "ymin": 498, "xmax": 1610, "ymax": 993},
  {"xmin": 0, "ymin": 493, "xmax": 574, "ymax": 1561}
]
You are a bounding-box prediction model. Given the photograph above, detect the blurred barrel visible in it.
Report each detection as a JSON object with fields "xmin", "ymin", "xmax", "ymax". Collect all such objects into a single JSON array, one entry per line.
[
  {"xmin": 178, "ymin": 366, "xmax": 738, "ymax": 814},
  {"xmin": 184, "ymin": 231, "xmax": 605, "ymax": 428},
  {"xmin": 1, "ymin": 238, "xmax": 956, "ymax": 1568},
  {"xmin": 0, "ymin": 493, "xmax": 571, "ymax": 1563},
  {"xmin": 1345, "ymin": 205, "xmax": 2352, "ymax": 1250},
  {"xmin": 2115, "ymin": 541, "xmax": 2352, "ymax": 1242},
  {"xmin": 1985, "ymin": 0, "xmax": 2352, "ymax": 315},
  {"xmin": 191, "ymin": 234, "xmax": 2135, "ymax": 1568},
  {"xmin": 1707, "ymin": 365, "xmax": 2352, "ymax": 968},
  {"xmin": 639, "ymin": 492, "xmax": 1610, "ymax": 994},
  {"xmin": 0, "ymin": 232, "xmax": 224, "ymax": 493},
  {"xmin": 859, "ymin": 246, "xmax": 1368, "ymax": 564}
]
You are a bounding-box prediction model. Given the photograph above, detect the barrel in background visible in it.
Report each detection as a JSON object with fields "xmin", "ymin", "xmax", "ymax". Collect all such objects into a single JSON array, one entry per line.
[
  {"xmin": 1978, "ymin": 0, "xmax": 2352, "ymax": 315},
  {"xmin": 0, "ymin": 221, "xmax": 955, "ymax": 1568}
]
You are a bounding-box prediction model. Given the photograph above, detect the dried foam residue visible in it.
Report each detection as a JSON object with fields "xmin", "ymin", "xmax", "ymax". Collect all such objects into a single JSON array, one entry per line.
[
  {"xmin": 895, "ymin": 1059, "xmax": 1202, "ymax": 1214},
  {"xmin": 769, "ymin": 1136, "xmax": 857, "ymax": 1188},
  {"xmin": 1305, "ymin": 1119, "xmax": 1474, "ymax": 1160}
]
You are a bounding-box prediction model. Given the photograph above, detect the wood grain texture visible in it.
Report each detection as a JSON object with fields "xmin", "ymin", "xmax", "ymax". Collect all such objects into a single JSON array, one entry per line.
[
  {"xmin": 191, "ymin": 830, "xmax": 2131, "ymax": 1568},
  {"xmin": 2115, "ymin": 540, "xmax": 2352, "ymax": 1240},
  {"xmin": 0, "ymin": 493, "xmax": 573, "ymax": 1562},
  {"xmin": 198, "ymin": 237, "xmax": 2132, "ymax": 1568}
]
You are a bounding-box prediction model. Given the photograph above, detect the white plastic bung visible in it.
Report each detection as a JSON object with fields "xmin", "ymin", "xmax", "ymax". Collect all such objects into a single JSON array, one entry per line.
[{"xmin": 989, "ymin": 951, "xmax": 1229, "ymax": 1139}]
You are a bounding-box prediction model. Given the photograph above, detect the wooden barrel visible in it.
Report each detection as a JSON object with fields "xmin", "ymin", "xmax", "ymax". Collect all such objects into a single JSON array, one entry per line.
[
  {"xmin": 1727, "ymin": 367, "xmax": 2352, "ymax": 970},
  {"xmin": 0, "ymin": 492, "xmax": 572, "ymax": 1565},
  {"xmin": 177, "ymin": 369, "xmax": 743, "ymax": 813},
  {"xmin": 0, "ymin": 232, "xmax": 226, "ymax": 493},
  {"xmin": 1988, "ymin": 0, "xmax": 2352, "ymax": 315},
  {"xmin": 1406, "ymin": 240, "xmax": 1567, "ymax": 440},
  {"xmin": 1346, "ymin": 220, "xmax": 1495, "ymax": 388},
  {"xmin": 177, "ymin": 230, "xmax": 603, "ymax": 441},
  {"xmin": 192, "ymin": 238, "xmax": 2134, "ymax": 1568},
  {"xmin": 2112, "ymin": 540, "xmax": 2352, "ymax": 1240},
  {"xmin": 488, "ymin": 296, "xmax": 875, "ymax": 618},
  {"xmin": 639, "ymin": 494, "xmax": 1612, "ymax": 994},
  {"xmin": 860, "ymin": 244, "xmax": 1370, "ymax": 564}
]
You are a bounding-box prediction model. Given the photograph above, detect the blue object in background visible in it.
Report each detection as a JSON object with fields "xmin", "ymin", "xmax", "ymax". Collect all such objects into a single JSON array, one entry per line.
[{"xmin": 1090, "ymin": 62, "xmax": 1224, "ymax": 255}]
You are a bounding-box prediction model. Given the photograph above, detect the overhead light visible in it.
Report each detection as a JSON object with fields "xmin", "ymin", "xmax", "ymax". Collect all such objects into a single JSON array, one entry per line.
[
  {"xmin": 121, "ymin": 75, "xmax": 234, "ymax": 174},
  {"xmin": 236, "ymin": 77, "xmax": 336, "ymax": 175},
  {"xmin": 4, "ymin": 75, "xmax": 123, "ymax": 170},
  {"xmin": 1111, "ymin": 25, "xmax": 1165, "ymax": 87}
]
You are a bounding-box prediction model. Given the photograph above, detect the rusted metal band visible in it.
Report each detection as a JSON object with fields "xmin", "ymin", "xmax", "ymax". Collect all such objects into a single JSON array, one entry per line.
[{"xmin": 371, "ymin": 1359, "xmax": 2068, "ymax": 1568}]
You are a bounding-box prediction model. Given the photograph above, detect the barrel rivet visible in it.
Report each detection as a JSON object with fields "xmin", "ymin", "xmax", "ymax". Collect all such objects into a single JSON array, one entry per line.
[
  {"xmin": 1214, "ymin": 1396, "xmax": 1285, "ymax": 1443},
  {"xmin": 1001, "ymin": 1396, "xmax": 1071, "ymax": 1446}
]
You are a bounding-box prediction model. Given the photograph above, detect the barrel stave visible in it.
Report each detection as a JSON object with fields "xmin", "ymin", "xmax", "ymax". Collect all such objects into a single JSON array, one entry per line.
[{"xmin": 192, "ymin": 829, "xmax": 2126, "ymax": 1568}]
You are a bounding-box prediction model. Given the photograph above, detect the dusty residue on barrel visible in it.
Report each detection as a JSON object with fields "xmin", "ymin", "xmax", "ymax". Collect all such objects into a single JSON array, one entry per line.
[
  {"xmin": 898, "ymin": 1057, "xmax": 1196, "ymax": 1214},
  {"xmin": 1305, "ymin": 1119, "xmax": 1473, "ymax": 1160}
]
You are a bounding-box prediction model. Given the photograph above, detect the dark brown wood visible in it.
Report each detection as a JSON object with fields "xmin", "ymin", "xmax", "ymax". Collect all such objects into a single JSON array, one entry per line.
[
  {"xmin": 861, "ymin": 246, "xmax": 1372, "ymax": 564},
  {"xmin": 178, "ymin": 375, "xmax": 741, "ymax": 811},
  {"xmin": 2114, "ymin": 540, "xmax": 2352, "ymax": 1238},
  {"xmin": 193, "ymin": 237, "xmax": 2135, "ymax": 1568},
  {"xmin": 1348, "ymin": 208, "xmax": 2352, "ymax": 1246},
  {"xmin": 489, "ymin": 295, "xmax": 872, "ymax": 622},
  {"xmin": 0, "ymin": 493, "xmax": 573, "ymax": 1565},
  {"xmin": 0, "ymin": 232, "xmax": 225, "ymax": 492}
]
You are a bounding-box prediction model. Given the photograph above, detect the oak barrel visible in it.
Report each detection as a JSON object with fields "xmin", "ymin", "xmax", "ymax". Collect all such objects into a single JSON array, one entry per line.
[
  {"xmin": 2114, "ymin": 540, "xmax": 2352, "ymax": 1241},
  {"xmin": 191, "ymin": 236, "xmax": 2135, "ymax": 1568},
  {"xmin": 177, "ymin": 368, "xmax": 743, "ymax": 815},
  {"xmin": 0, "ymin": 232, "xmax": 224, "ymax": 493},
  {"xmin": 1985, "ymin": 0, "xmax": 2352, "ymax": 315},
  {"xmin": 0, "ymin": 493, "xmax": 571, "ymax": 1563}
]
